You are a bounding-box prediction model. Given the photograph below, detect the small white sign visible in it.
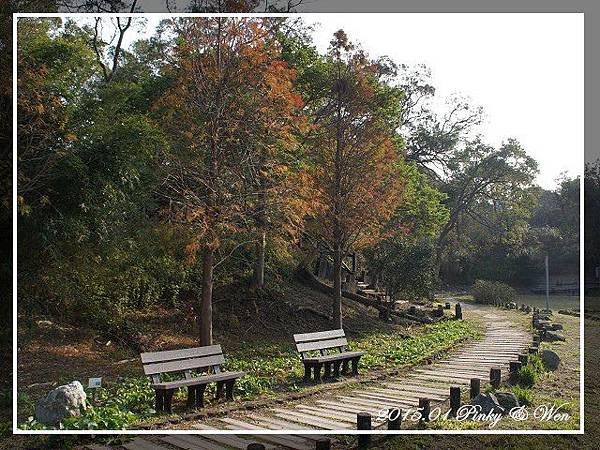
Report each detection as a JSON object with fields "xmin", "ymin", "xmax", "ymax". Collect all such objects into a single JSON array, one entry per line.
[{"xmin": 88, "ymin": 377, "xmax": 102, "ymax": 388}]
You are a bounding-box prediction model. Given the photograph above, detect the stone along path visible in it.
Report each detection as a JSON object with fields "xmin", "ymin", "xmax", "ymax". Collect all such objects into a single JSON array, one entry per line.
[{"xmin": 88, "ymin": 304, "xmax": 532, "ymax": 450}]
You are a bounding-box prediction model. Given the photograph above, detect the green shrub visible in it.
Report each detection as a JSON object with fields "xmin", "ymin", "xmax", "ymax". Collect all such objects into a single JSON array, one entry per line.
[
  {"xmin": 517, "ymin": 365, "xmax": 538, "ymax": 388},
  {"xmin": 517, "ymin": 355, "xmax": 546, "ymax": 388},
  {"xmin": 511, "ymin": 385, "xmax": 533, "ymax": 405},
  {"xmin": 527, "ymin": 354, "xmax": 545, "ymax": 376},
  {"xmin": 471, "ymin": 279, "xmax": 516, "ymax": 305}
]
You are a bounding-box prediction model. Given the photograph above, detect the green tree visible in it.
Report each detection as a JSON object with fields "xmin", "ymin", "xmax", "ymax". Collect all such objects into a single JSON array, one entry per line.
[{"xmin": 364, "ymin": 162, "xmax": 449, "ymax": 300}]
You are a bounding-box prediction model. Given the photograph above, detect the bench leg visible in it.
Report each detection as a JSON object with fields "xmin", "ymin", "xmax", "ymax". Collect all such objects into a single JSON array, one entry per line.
[
  {"xmin": 164, "ymin": 389, "xmax": 174, "ymax": 413},
  {"xmin": 303, "ymin": 363, "xmax": 312, "ymax": 382},
  {"xmin": 186, "ymin": 386, "xmax": 196, "ymax": 408},
  {"xmin": 333, "ymin": 361, "xmax": 341, "ymax": 378},
  {"xmin": 314, "ymin": 363, "xmax": 323, "ymax": 382},
  {"xmin": 155, "ymin": 390, "xmax": 165, "ymax": 412},
  {"xmin": 225, "ymin": 380, "xmax": 235, "ymax": 401},
  {"xmin": 215, "ymin": 381, "xmax": 225, "ymax": 400},
  {"xmin": 195, "ymin": 385, "xmax": 206, "ymax": 408},
  {"xmin": 323, "ymin": 362, "xmax": 332, "ymax": 379},
  {"xmin": 341, "ymin": 359, "xmax": 349, "ymax": 375},
  {"xmin": 351, "ymin": 357, "xmax": 360, "ymax": 375}
]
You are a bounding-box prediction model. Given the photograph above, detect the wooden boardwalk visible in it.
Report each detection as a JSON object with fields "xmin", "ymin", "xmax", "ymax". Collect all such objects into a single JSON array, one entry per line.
[{"xmin": 86, "ymin": 305, "xmax": 531, "ymax": 450}]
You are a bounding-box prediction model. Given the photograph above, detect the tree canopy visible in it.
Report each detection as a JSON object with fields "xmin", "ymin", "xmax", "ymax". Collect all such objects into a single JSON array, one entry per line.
[{"xmin": 14, "ymin": 17, "xmax": 580, "ymax": 341}]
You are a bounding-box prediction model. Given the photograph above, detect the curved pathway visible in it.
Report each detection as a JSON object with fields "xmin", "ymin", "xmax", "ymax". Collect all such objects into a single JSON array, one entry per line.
[{"xmin": 88, "ymin": 304, "xmax": 532, "ymax": 450}]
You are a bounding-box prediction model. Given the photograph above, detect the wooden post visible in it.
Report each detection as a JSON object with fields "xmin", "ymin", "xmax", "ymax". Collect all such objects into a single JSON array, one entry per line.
[
  {"xmin": 387, "ymin": 407, "xmax": 402, "ymax": 430},
  {"xmin": 509, "ymin": 361, "xmax": 522, "ymax": 383},
  {"xmin": 357, "ymin": 412, "xmax": 371, "ymax": 448},
  {"xmin": 490, "ymin": 368, "xmax": 501, "ymax": 389},
  {"xmin": 470, "ymin": 378, "xmax": 480, "ymax": 399},
  {"xmin": 155, "ymin": 390, "xmax": 165, "ymax": 412},
  {"xmin": 528, "ymin": 346, "xmax": 538, "ymax": 354},
  {"xmin": 518, "ymin": 354, "xmax": 528, "ymax": 365},
  {"xmin": 247, "ymin": 444, "xmax": 266, "ymax": 450},
  {"xmin": 418, "ymin": 398, "xmax": 430, "ymax": 422},
  {"xmin": 545, "ymin": 254, "xmax": 550, "ymax": 311},
  {"xmin": 225, "ymin": 380, "xmax": 235, "ymax": 401},
  {"xmin": 315, "ymin": 438, "xmax": 331, "ymax": 450},
  {"xmin": 449, "ymin": 386, "xmax": 461, "ymax": 417},
  {"xmin": 455, "ymin": 303, "xmax": 462, "ymax": 320}
]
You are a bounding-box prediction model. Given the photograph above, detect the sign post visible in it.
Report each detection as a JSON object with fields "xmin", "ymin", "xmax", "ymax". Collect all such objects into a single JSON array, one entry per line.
[{"xmin": 545, "ymin": 255, "xmax": 550, "ymax": 311}]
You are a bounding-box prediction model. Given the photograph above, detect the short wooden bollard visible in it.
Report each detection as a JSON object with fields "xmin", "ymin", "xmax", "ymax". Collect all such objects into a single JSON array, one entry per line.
[
  {"xmin": 533, "ymin": 335, "xmax": 541, "ymax": 345},
  {"xmin": 509, "ymin": 361, "xmax": 522, "ymax": 383},
  {"xmin": 449, "ymin": 386, "xmax": 461, "ymax": 416},
  {"xmin": 470, "ymin": 378, "xmax": 480, "ymax": 399},
  {"xmin": 357, "ymin": 412, "xmax": 371, "ymax": 448},
  {"xmin": 247, "ymin": 444, "xmax": 266, "ymax": 450},
  {"xmin": 410, "ymin": 305, "xmax": 417, "ymax": 315},
  {"xmin": 418, "ymin": 398, "xmax": 430, "ymax": 422},
  {"xmin": 490, "ymin": 368, "xmax": 501, "ymax": 388},
  {"xmin": 455, "ymin": 303, "xmax": 462, "ymax": 320},
  {"xmin": 518, "ymin": 353, "xmax": 529, "ymax": 365},
  {"xmin": 315, "ymin": 438, "xmax": 331, "ymax": 450},
  {"xmin": 528, "ymin": 346, "xmax": 538, "ymax": 354},
  {"xmin": 387, "ymin": 407, "xmax": 402, "ymax": 430}
]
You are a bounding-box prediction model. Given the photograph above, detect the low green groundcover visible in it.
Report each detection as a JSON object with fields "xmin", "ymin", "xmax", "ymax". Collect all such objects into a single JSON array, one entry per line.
[{"xmin": 20, "ymin": 319, "xmax": 478, "ymax": 430}]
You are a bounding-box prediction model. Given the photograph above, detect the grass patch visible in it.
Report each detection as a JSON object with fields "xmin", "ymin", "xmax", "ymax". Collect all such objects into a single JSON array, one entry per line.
[
  {"xmin": 511, "ymin": 385, "xmax": 533, "ymax": 406},
  {"xmin": 18, "ymin": 319, "xmax": 479, "ymax": 430},
  {"xmin": 517, "ymin": 354, "xmax": 546, "ymax": 388}
]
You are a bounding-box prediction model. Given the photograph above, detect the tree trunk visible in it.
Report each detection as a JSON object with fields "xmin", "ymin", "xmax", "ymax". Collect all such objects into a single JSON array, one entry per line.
[
  {"xmin": 332, "ymin": 245, "xmax": 343, "ymax": 329},
  {"xmin": 199, "ymin": 246, "xmax": 214, "ymax": 346},
  {"xmin": 252, "ymin": 229, "xmax": 266, "ymax": 289}
]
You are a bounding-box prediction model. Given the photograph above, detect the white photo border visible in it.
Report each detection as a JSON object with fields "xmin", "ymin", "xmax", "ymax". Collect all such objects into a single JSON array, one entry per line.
[{"xmin": 12, "ymin": 11, "xmax": 585, "ymax": 435}]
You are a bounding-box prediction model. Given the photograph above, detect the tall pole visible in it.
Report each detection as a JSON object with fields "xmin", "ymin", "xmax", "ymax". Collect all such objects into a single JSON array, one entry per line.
[{"xmin": 545, "ymin": 254, "xmax": 550, "ymax": 311}]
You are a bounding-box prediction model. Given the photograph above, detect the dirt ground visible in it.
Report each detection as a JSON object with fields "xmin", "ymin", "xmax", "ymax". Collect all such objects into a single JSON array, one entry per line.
[{"xmin": 14, "ymin": 278, "xmax": 411, "ymax": 423}]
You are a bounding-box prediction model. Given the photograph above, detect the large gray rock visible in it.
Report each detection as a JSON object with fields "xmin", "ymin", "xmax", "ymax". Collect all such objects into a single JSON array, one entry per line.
[
  {"xmin": 471, "ymin": 393, "xmax": 505, "ymax": 415},
  {"xmin": 35, "ymin": 381, "xmax": 87, "ymax": 425},
  {"xmin": 541, "ymin": 349, "xmax": 561, "ymax": 371},
  {"xmin": 495, "ymin": 392, "xmax": 520, "ymax": 412},
  {"xmin": 544, "ymin": 331, "xmax": 566, "ymax": 342}
]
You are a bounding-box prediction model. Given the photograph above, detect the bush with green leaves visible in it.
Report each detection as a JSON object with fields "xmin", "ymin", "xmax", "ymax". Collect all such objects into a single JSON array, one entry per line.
[
  {"xmin": 511, "ymin": 385, "xmax": 533, "ymax": 406},
  {"xmin": 471, "ymin": 279, "xmax": 516, "ymax": 305},
  {"xmin": 517, "ymin": 354, "xmax": 546, "ymax": 388}
]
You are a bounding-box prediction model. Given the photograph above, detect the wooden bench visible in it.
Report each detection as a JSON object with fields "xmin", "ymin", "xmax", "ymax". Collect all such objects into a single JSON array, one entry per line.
[
  {"xmin": 140, "ymin": 344, "xmax": 245, "ymax": 413},
  {"xmin": 293, "ymin": 329, "xmax": 365, "ymax": 382}
]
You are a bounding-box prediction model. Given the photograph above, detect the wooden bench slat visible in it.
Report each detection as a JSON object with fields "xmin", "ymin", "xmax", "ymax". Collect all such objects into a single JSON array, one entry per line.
[
  {"xmin": 302, "ymin": 350, "xmax": 364, "ymax": 363},
  {"xmin": 140, "ymin": 345, "xmax": 222, "ymax": 364},
  {"xmin": 296, "ymin": 337, "xmax": 348, "ymax": 353},
  {"xmin": 293, "ymin": 329, "xmax": 345, "ymax": 343},
  {"xmin": 143, "ymin": 354, "xmax": 225, "ymax": 375},
  {"xmin": 152, "ymin": 370, "xmax": 245, "ymax": 389}
]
